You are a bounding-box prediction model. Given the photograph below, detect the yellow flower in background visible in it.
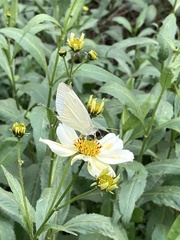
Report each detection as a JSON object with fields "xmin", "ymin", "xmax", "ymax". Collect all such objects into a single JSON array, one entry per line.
[
  {"xmin": 88, "ymin": 50, "xmax": 98, "ymax": 60},
  {"xmin": 40, "ymin": 123, "xmax": 134, "ymax": 177},
  {"xmin": 87, "ymin": 95, "xmax": 104, "ymax": 117},
  {"xmin": 12, "ymin": 122, "xmax": 26, "ymax": 138},
  {"xmin": 83, "ymin": 6, "xmax": 89, "ymax": 12},
  {"xmin": 67, "ymin": 32, "xmax": 85, "ymax": 52},
  {"xmin": 91, "ymin": 168, "xmax": 120, "ymax": 194}
]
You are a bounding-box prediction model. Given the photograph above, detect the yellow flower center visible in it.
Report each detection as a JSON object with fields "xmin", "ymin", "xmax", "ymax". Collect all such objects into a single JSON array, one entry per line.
[
  {"xmin": 98, "ymin": 175, "xmax": 114, "ymax": 188},
  {"xmin": 74, "ymin": 137, "xmax": 101, "ymax": 156},
  {"xmin": 70, "ymin": 39, "xmax": 83, "ymax": 51}
]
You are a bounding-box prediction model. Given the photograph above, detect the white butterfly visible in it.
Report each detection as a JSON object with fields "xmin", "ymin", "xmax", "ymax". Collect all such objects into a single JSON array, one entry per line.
[{"xmin": 55, "ymin": 82, "xmax": 97, "ymax": 135}]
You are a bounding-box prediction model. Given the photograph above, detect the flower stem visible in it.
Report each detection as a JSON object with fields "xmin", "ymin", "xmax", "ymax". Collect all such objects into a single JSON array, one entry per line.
[
  {"xmin": 33, "ymin": 161, "xmax": 84, "ymax": 239},
  {"xmin": 137, "ymin": 87, "xmax": 165, "ymax": 162},
  {"xmin": 17, "ymin": 139, "xmax": 33, "ymax": 240},
  {"xmin": 6, "ymin": 38, "xmax": 20, "ymax": 110},
  {"xmin": 55, "ymin": 188, "xmax": 97, "ymax": 211}
]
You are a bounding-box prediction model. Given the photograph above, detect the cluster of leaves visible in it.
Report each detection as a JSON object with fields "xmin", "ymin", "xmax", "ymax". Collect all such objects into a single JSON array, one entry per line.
[{"xmin": 1, "ymin": 0, "xmax": 180, "ymax": 239}]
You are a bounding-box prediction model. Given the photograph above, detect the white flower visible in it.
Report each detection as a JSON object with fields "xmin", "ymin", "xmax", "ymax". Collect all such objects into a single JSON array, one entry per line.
[{"xmin": 40, "ymin": 124, "xmax": 134, "ymax": 177}]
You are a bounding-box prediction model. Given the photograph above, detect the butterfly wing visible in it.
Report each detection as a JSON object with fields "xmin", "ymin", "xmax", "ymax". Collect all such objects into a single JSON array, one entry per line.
[{"xmin": 56, "ymin": 83, "xmax": 96, "ymax": 135}]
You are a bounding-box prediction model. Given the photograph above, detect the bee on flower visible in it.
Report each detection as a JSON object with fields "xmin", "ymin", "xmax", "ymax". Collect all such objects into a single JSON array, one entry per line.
[
  {"xmin": 67, "ymin": 32, "xmax": 85, "ymax": 52},
  {"xmin": 40, "ymin": 123, "xmax": 134, "ymax": 178}
]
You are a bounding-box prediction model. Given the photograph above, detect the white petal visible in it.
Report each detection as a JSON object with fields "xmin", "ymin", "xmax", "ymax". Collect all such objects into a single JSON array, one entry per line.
[
  {"xmin": 56, "ymin": 123, "xmax": 78, "ymax": 146},
  {"xmin": 97, "ymin": 149, "xmax": 134, "ymax": 164},
  {"xmin": 87, "ymin": 158, "xmax": 116, "ymax": 177},
  {"xmin": 71, "ymin": 154, "xmax": 91, "ymax": 165},
  {"xmin": 99, "ymin": 133, "xmax": 123, "ymax": 152},
  {"xmin": 39, "ymin": 138, "xmax": 77, "ymax": 156}
]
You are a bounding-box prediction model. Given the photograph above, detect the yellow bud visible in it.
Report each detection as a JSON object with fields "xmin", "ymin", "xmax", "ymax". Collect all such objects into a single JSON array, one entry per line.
[
  {"xmin": 87, "ymin": 95, "xmax": 104, "ymax": 117},
  {"xmin": 83, "ymin": 6, "xmax": 89, "ymax": 12},
  {"xmin": 91, "ymin": 168, "xmax": 120, "ymax": 194},
  {"xmin": 58, "ymin": 49, "xmax": 67, "ymax": 57},
  {"xmin": 88, "ymin": 50, "xmax": 98, "ymax": 60},
  {"xmin": 12, "ymin": 122, "xmax": 26, "ymax": 138}
]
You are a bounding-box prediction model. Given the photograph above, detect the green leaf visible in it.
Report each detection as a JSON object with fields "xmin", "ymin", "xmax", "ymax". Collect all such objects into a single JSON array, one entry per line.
[
  {"xmin": 0, "ymin": 28, "xmax": 48, "ymax": 75},
  {"xmin": 100, "ymin": 82, "xmax": 144, "ymax": 125},
  {"xmin": 1, "ymin": 166, "xmax": 35, "ymax": 232},
  {"xmin": 159, "ymin": 67, "xmax": 174, "ymax": 90},
  {"xmin": 64, "ymin": 0, "xmax": 86, "ymax": 30},
  {"xmin": 74, "ymin": 64, "xmax": 124, "ymax": 85},
  {"xmin": 113, "ymin": 17, "xmax": 132, "ymax": 33},
  {"xmin": 0, "ymin": 187, "xmax": 21, "ymax": 225},
  {"xmin": 0, "ymin": 48, "xmax": 11, "ymax": 80},
  {"xmin": 152, "ymin": 117, "xmax": 180, "ymax": 133},
  {"xmin": 64, "ymin": 214, "xmax": 128, "ymax": 240},
  {"xmin": 139, "ymin": 186, "xmax": 180, "ymax": 211},
  {"xmin": 0, "ymin": 139, "xmax": 18, "ymax": 175},
  {"xmin": 112, "ymin": 37, "xmax": 158, "ymax": 49},
  {"xmin": 23, "ymin": 13, "xmax": 61, "ymax": 34},
  {"xmin": 0, "ymin": 215, "xmax": 16, "ymax": 240},
  {"xmin": 157, "ymin": 13, "xmax": 177, "ymax": 51},
  {"xmin": 0, "ymin": 98, "xmax": 25, "ymax": 124},
  {"xmin": 29, "ymin": 106, "xmax": 50, "ymax": 162},
  {"xmin": 36, "ymin": 188, "xmax": 56, "ymax": 240},
  {"xmin": 119, "ymin": 162, "xmax": 147, "ymax": 224},
  {"xmin": 9, "ymin": 0, "xmax": 18, "ymax": 27},
  {"xmin": 19, "ymin": 82, "xmax": 48, "ymax": 106},
  {"xmin": 135, "ymin": 7, "xmax": 147, "ymax": 30},
  {"xmin": 146, "ymin": 158, "xmax": 180, "ymax": 176},
  {"xmin": 166, "ymin": 215, "xmax": 180, "ymax": 240}
]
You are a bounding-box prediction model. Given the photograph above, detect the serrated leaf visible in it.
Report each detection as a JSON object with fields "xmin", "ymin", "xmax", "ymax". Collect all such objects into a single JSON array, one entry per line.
[
  {"xmin": 64, "ymin": 0, "xmax": 86, "ymax": 30},
  {"xmin": 119, "ymin": 162, "xmax": 147, "ymax": 224},
  {"xmin": 139, "ymin": 186, "xmax": 180, "ymax": 211},
  {"xmin": 0, "ymin": 215, "xmax": 16, "ymax": 240},
  {"xmin": 29, "ymin": 106, "xmax": 50, "ymax": 162},
  {"xmin": 0, "ymin": 28, "xmax": 48, "ymax": 75},
  {"xmin": 100, "ymin": 82, "xmax": 144, "ymax": 125},
  {"xmin": 64, "ymin": 213, "xmax": 128, "ymax": 240},
  {"xmin": 166, "ymin": 214, "xmax": 180, "ymax": 240},
  {"xmin": 74, "ymin": 64, "xmax": 124, "ymax": 85},
  {"xmin": 0, "ymin": 187, "xmax": 22, "ymax": 225},
  {"xmin": 1, "ymin": 166, "xmax": 35, "ymax": 232}
]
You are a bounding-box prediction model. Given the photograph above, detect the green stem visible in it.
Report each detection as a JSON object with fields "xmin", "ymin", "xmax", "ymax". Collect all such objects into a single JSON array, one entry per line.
[
  {"xmin": 137, "ymin": 88, "xmax": 164, "ymax": 162},
  {"xmin": 33, "ymin": 161, "xmax": 84, "ymax": 239},
  {"xmin": 17, "ymin": 139, "xmax": 33, "ymax": 240},
  {"xmin": 172, "ymin": 0, "xmax": 178, "ymax": 13},
  {"xmin": 55, "ymin": 187, "xmax": 97, "ymax": 211},
  {"xmin": 167, "ymin": 129, "xmax": 176, "ymax": 159},
  {"xmin": 7, "ymin": 38, "xmax": 20, "ymax": 110}
]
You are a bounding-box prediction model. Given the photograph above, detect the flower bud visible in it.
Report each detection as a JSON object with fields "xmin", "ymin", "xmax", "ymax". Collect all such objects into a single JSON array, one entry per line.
[
  {"xmin": 58, "ymin": 49, "xmax": 67, "ymax": 57},
  {"xmin": 87, "ymin": 95, "xmax": 104, "ymax": 117},
  {"xmin": 12, "ymin": 122, "xmax": 26, "ymax": 138},
  {"xmin": 88, "ymin": 50, "xmax": 98, "ymax": 60}
]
